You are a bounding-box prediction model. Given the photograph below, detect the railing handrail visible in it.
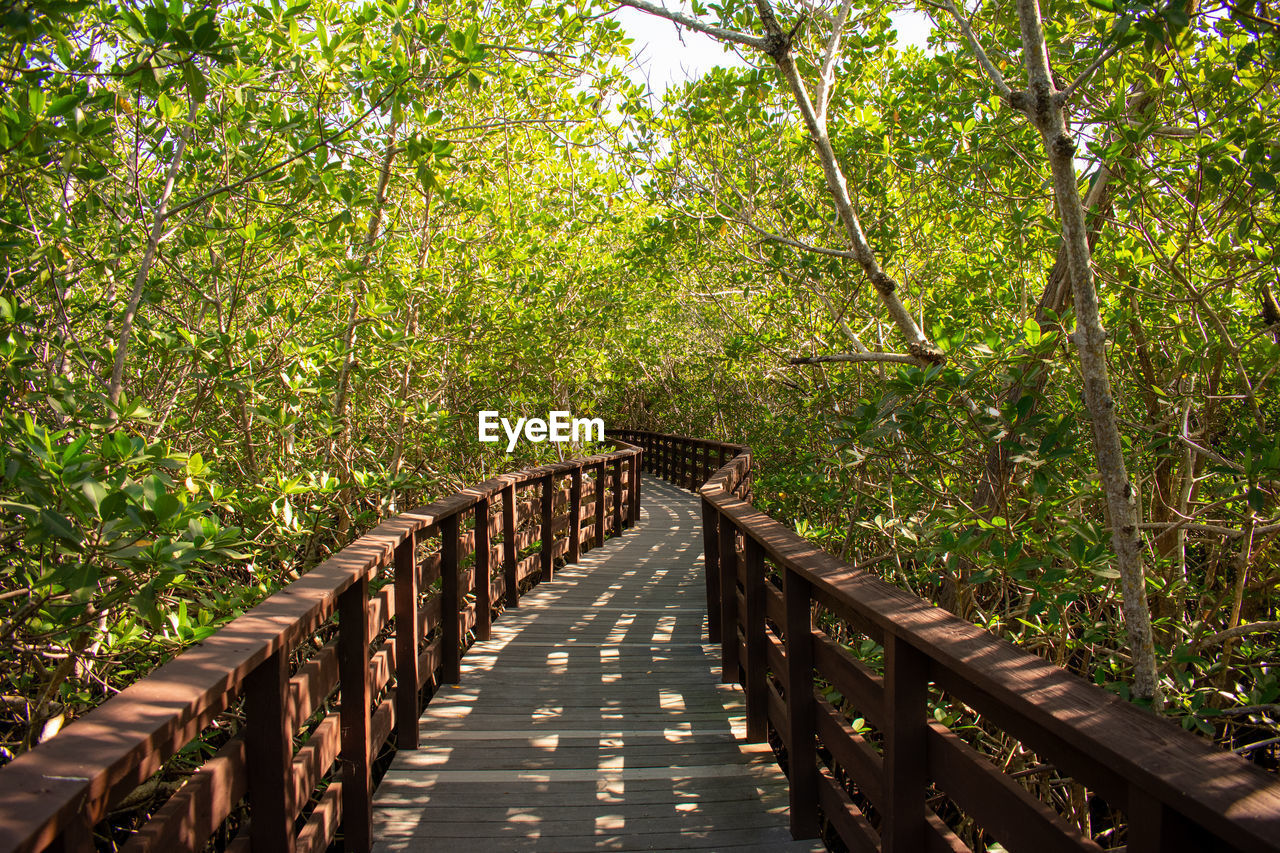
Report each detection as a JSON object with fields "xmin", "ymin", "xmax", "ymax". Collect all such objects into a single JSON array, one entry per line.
[
  {"xmin": 613, "ymin": 428, "xmax": 1280, "ymax": 853},
  {"xmin": 0, "ymin": 443, "xmax": 642, "ymax": 853}
]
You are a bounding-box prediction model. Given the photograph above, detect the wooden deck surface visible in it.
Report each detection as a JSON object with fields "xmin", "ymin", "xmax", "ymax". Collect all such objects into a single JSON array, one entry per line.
[{"xmin": 372, "ymin": 477, "xmax": 822, "ymax": 852}]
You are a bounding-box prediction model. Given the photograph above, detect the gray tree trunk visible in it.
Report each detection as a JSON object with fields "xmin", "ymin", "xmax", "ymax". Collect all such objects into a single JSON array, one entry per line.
[{"xmin": 1012, "ymin": 0, "xmax": 1161, "ymax": 703}]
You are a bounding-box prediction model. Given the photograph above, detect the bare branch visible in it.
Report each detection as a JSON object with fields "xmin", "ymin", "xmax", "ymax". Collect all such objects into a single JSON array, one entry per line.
[
  {"xmin": 1172, "ymin": 432, "xmax": 1245, "ymax": 474},
  {"xmin": 621, "ymin": 0, "xmax": 944, "ymax": 366},
  {"xmin": 1014, "ymin": 0, "xmax": 1160, "ymax": 704},
  {"xmin": 1233, "ymin": 736, "xmax": 1280, "ymax": 754},
  {"xmin": 724, "ymin": 208, "xmax": 861, "ymax": 260},
  {"xmin": 810, "ymin": 287, "xmax": 871, "ymax": 353},
  {"xmin": 790, "ymin": 352, "xmax": 919, "ymax": 365},
  {"xmin": 1058, "ymin": 40, "xmax": 1123, "ymax": 104},
  {"xmin": 1138, "ymin": 521, "xmax": 1245, "ymax": 539},
  {"xmin": 108, "ymin": 98, "xmax": 199, "ymax": 410},
  {"xmin": 815, "ymin": 0, "xmax": 855, "ymax": 120},
  {"xmin": 1204, "ymin": 704, "xmax": 1280, "ymax": 718},
  {"xmin": 162, "ymin": 84, "xmax": 398, "ymax": 223},
  {"xmin": 613, "ymin": 0, "xmax": 769, "ymax": 51},
  {"xmin": 922, "ymin": 0, "xmax": 1014, "ymax": 100}
]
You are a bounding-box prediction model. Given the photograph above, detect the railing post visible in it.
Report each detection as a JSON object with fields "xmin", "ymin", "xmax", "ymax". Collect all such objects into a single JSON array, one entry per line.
[
  {"xmin": 244, "ymin": 648, "xmax": 294, "ymax": 853},
  {"xmin": 611, "ymin": 458, "xmax": 623, "ymax": 538},
  {"xmin": 440, "ymin": 514, "xmax": 460, "ymax": 684},
  {"xmin": 717, "ymin": 516, "xmax": 739, "ymax": 684},
  {"xmin": 338, "ymin": 573, "xmax": 373, "ymax": 853},
  {"xmin": 594, "ymin": 461, "xmax": 606, "ymax": 548},
  {"xmin": 783, "ymin": 567, "xmax": 819, "ymax": 840},
  {"xmin": 680, "ymin": 439, "xmax": 690, "ymax": 490},
  {"xmin": 540, "ymin": 473, "xmax": 554, "ymax": 580},
  {"xmin": 622, "ymin": 455, "xmax": 633, "ymax": 528},
  {"xmin": 502, "ymin": 483, "xmax": 518, "ymax": 607},
  {"xmin": 569, "ymin": 467, "xmax": 582, "ymax": 561},
  {"xmin": 634, "ymin": 448, "xmax": 645, "ymax": 522},
  {"xmin": 394, "ymin": 533, "xmax": 419, "ymax": 750},
  {"xmin": 701, "ymin": 499, "xmax": 721, "ymax": 644},
  {"xmin": 49, "ymin": 818, "xmax": 92, "ymax": 852},
  {"xmin": 474, "ymin": 498, "xmax": 491, "ymax": 642},
  {"xmin": 883, "ymin": 632, "xmax": 928, "ymax": 853},
  {"xmin": 743, "ymin": 535, "xmax": 767, "ymax": 744},
  {"xmin": 1127, "ymin": 788, "xmax": 1203, "ymax": 853}
]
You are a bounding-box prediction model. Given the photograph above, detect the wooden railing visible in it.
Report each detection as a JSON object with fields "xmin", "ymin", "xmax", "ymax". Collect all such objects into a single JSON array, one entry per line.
[
  {"xmin": 611, "ymin": 429, "xmax": 1280, "ymax": 853},
  {"xmin": 0, "ymin": 443, "xmax": 642, "ymax": 853}
]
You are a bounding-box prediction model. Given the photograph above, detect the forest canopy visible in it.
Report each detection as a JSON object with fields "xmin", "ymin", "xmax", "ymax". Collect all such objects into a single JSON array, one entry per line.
[{"xmin": 1, "ymin": 0, "xmax": 1278, "ymax": 783}]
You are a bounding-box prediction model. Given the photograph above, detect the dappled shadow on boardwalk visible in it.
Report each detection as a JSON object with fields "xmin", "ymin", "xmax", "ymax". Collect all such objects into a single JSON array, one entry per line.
[{"xmin": 371, "ymin": 478, "xmax": 822, "ymax": 852}]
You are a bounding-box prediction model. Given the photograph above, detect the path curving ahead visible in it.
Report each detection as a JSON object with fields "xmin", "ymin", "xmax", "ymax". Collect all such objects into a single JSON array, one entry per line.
[{"xmin": 372, "ymin": 477, "xmax": 823, "ymax": 852}]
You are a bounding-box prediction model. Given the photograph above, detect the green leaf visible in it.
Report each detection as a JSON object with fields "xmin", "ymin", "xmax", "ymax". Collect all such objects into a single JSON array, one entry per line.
[
  {"xmin": 194, "ymin": 20, "xmax": 217, "ymax": 47},
  {"xmin": 144, "ymin": 5, "xmax": 167, "ymax": 38},
  {"xmin": 61, "ymin": 434, "xmax": 91, "ymax": 465},
  {"xmin": 1247, "ymin": 487, "xmax": 1266, "ymax": 512},
  {"xmin": 184, "ymin": 63, "xmax": 207, "ymax": 104},
  {"xmin": 39, "ymin": 508, "xmax": 83, "ymax": 549},
  {"xmin": 1023, "ymin": 317, "xmax": 1041, "ymax": 347},
  {"xmin": 81, "ymin": 480, "xmax": 109, "ymax": 513},
  {"xmin": 153, "ymin": 492, "xmax": 182, "ymax": 524}
]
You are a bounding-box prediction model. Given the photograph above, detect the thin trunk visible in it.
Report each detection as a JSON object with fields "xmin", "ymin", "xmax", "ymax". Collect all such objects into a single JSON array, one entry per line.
[
  {"xmin": 107, "ymin": 99, "xmax": 199, "ymax": 413},
  {"xmin": 755, "ymin": 0, "xmax": 942, "ymax": 364},
  {"xmin": 617, "ymin": 0, "xmax": 943, "ymax": 364},
  {"xmin": 389, "ymin": 187, "xmax": 436, "ymax": 482},
  {"xmin": 332, "ymin": 120, "xmax": 400, "ymax": 470},
  {"xmin": 1014, "ymin": 0, "xmax": 1161, "ymax": 703}
]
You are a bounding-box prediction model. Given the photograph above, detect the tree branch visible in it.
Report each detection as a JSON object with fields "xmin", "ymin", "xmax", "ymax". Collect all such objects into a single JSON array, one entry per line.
[
  {"xmin": 108, "ymin": 98, "xmax": 199, "ymax": 410},
  {"xmin": 161, "ymin": 83, "xmax": 399, "ymax": 223},
  {"xmin": 612, "ymin": 0, "xmax": 769, "ymax": 51},
  {"xmin": 790, "ymin": 352, "xmax": 919, "ymax": 365},
  {"xmin": 814, "ymin": 0, "xmax": 855, "ymax": 120},
  {"xmin": 924, "ymin": 0, "xmax": 1014, "ymax": 100},
  {"xmin": 1057, "ymin": 40, "xmax": 1122, "ymax": 104},
  {"xmin": 720, "ymin": 201, "xmax": 862, "ymax": 260},
  {"xmin": 1192, "ymin": 621, "xmax": 1280, "ymax": 651},
  {"xmin": 1203, "ymin": 704, "xmax": 1280, "ymax": 718}
]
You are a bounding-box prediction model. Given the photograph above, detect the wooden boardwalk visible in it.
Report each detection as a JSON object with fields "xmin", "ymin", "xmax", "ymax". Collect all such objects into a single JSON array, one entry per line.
[{"xmin": 373, "ymin": 477, "xmax": 823, "ymax": 852}]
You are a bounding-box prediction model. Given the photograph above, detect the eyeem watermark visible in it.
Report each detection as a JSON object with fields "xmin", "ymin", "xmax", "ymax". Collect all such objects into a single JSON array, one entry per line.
[{"xmin": 478, "ymin": 411, "xmax": 605, "ymax": 452}]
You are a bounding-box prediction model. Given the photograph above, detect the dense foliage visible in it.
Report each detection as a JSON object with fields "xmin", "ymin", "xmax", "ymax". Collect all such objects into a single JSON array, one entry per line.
[
  {"xmin": 0, "ymin": 0, "xmax": 675, "ymax": 757},
  {"xmin": 620, "ymin": 0, "xmax": 1280, "ymax": 758},
  {"xmin": 1, "ymin": 0, "xmax": 1277, "ymax": 808}
]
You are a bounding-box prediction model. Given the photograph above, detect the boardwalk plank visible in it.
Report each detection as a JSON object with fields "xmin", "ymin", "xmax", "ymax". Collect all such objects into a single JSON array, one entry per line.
[{"xmin": 372, "ymin": 478, "xmax": 813, "ymax": 852}]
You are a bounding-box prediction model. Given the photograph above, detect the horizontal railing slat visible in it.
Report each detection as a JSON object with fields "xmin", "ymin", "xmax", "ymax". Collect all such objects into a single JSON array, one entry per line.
[
  {"xmin": 814, "ymin": 695, "xmax": 883, "ymax": 807},
  {"xmin": 815, "ymin": 764, "xmax": 880, "ymax": 853},
  {"xmin": 813, "ymin": 632, "xmax": 884, "ymax": 726},
  {"xmin": 926, "ymin": 720, "xmax": 1104, "ymax": 853}
]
